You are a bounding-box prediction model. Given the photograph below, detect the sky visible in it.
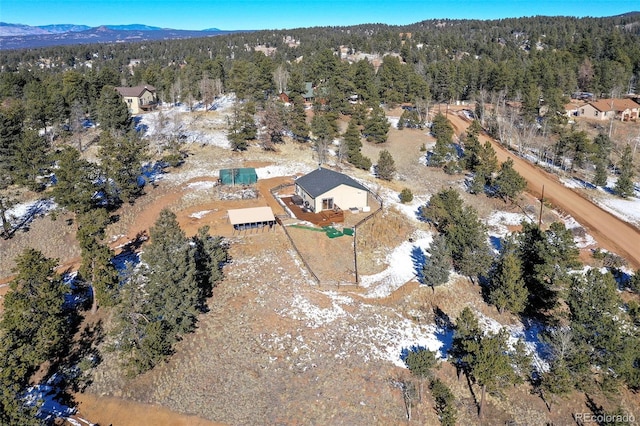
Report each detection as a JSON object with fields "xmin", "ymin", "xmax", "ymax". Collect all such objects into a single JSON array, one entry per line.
[{"xmin": 1, "ymin": 0, "xmax": 634, "ymax": 31}]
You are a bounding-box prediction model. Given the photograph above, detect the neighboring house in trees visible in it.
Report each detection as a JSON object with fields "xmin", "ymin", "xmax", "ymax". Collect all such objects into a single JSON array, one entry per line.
[
  {"xmin": 278, "ymin": 92, "xmax": 291, "ymax": 104},
  {"xmin": 115, "ymin": 85, "xmax": 157, "ymax": 114},
  {"xmin": 302, "ymin": 82, "xmax": 315, "ymax": 103},
  {"xmin": 294, "ymin": 167, "xmax": 369, "ymax": 213},
  {"xmin": 564, "ymin": 101, "xmax": 586, "ymax": 118},
  {"xmin": 578, "ymin": 98, "xmax": 640, "ymax": 121}
]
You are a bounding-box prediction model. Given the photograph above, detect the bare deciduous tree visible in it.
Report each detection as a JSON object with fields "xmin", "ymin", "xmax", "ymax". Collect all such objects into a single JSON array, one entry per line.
[{"xmin": 273, "ymin": 64, "xmax": 290, "ymax": 94}]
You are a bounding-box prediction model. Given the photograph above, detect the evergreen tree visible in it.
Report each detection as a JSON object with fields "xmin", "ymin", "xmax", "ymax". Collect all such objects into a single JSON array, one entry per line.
[
  {"xmin": 405, "ymin": 347, "xmax": 438, "ymax": 405},
  {"xmin": 555, "ymin": 130, "xmax": 590, "ymax": 172},
  {"xmin": 0, "ymin": 249, "xmax": 69, "ymax": 423},
  {"xmin": 311, "ymin": 113, "xmax": 336, "ymax": 165},
  {"xmin": 363, "ymin": 105, "xmax": 390, "ymax": 144},
  {"xmin": 470, "ymin": 141, "xmax": 498, "ymax": 194},
  {"xmin": 614, "ymin": 144, "xmax": 635, "ymax": 198},
  {"xmin": 227, "ymin": 100, "xmax": 257, "ymax": 151},
  {"xmin": 96, "ymin": 85, "xmax": 131, "ymax": 132},
  {"xmin": 420, "ymin": 189, "xmax": 491, "ymax": 279},
  {"xmin": 461, "ymin": 131, "xmax": 482, "ymax": 171},
  {"xmin": 592, "ymin": 157, "xmax": 608, "ymax": 187},
  {"xmin": 450, "ymin": 307, "xmax": 482, "ymax": 377},
  {"xmin": 114, "ymin": 210, "xmax": 227, "ymax": 374},
  {"xmin": 142, "ymin": 209, "xmax": 199, "ymax": 336},
  {"xmin": 191, "ymin": 225, "xmax": 229, "ymax": 306},
  {"xmin": 566, "ymin": 269, "xmax": 636, "ymax": 389},
  {"xmin": 260, "ymin": 99, "xmax": 286, "ymax": 150},
  {"xmin": 429, "ymin": 378, "xmax": 457, "ymax": 426},
  {"xmin": 421, "ymin": 234, "xmax": 451, "ymax": 292},
  {"xmin": 430, "ymin": 113, "xmax": 454, "ymax": 165},
  {"xmin": 76, "ymin": 209, "xmax": 119, "ymax": 313},
  {"xmin": 591, "ymin": 133, "xmax": 611, "ymax": 187},
  {"xmin": 351, "ymin": 59, "xmax": 378, "ymax": 104},
  {"xmin": 540, "ymin": 359, "xmax": 573, "ymax": 412},
  {"xmin": 517, "ymin": 221, "xmax": 579, "ymax": 314},
  {"xmin": 11, "ymin": 129, "xmax": 50, "ymax": 191},
  {"xmin": 468, "ymin": 329, "xmax": 528, "ymax": 418},
  {"xmin": 98, "ymin": 130, "xmax": 149, "ymax": 204},
  {"xmin": 376, "ymin": 149, "xmax": 396, "ymax": 181},
  {"xmin": 398, "ymin": 109, "xmax": 420, "ymax": 129},
  {"xmin": 287, "ymin": 96, "xmax": 310, "ymax": 142},
  {"xmin": 493, "ymin": 158, "xmax": 527, "ymax": 202},
  {"xmin": 0, "ymin": 100, "xmax": 24, "ymax": 225},
  {"xmin": 488, "ymin": 238, "xmax": 528, "ymax": 314},
  {"xmin": 449, "ymin": 208, "xmax": 491, "ymax": 278},
  {"xmin": 343, "ymin": 118, "xmax": 371, "ymax": 170},
  {"xmin": 52, "ymin": 147, "xmax": 104, "ymax": 214}
]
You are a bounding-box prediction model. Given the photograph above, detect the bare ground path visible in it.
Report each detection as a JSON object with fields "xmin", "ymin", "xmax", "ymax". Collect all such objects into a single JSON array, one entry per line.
[{"xmin": 448, "ymin": 111, "xmax": 640, "ymax": 269}]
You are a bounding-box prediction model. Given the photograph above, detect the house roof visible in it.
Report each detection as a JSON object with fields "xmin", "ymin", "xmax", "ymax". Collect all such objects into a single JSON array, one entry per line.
[
  {"xmin": 588, "ymin": 98, "xmax": 640, "ymax": 112},
  {"xmin": 302, "ymin": 82, "xmax": 314, "ymax": 99},
  {"xmin": 115, "ymin": 85, "xmax": 156, "ymax": 98},
  {"xmin": 295, "ymin": 167, "xmax": 368, "ymax": 198},
  {"xmin": 228, "ymin": 206, "xmax": 275, "ymax": 226}
]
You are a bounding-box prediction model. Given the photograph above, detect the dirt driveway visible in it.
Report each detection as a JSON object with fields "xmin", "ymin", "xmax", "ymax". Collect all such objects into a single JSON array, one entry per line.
[{"xmin": 447, "ymin": 110, "xmax": 640, "ymax": 269}]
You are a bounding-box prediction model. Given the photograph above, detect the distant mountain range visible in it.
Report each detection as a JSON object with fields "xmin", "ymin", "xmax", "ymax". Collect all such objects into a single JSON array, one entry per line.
[{"xmin": 0, "ymin": 22, "xmax": 233, "ymax": 50}]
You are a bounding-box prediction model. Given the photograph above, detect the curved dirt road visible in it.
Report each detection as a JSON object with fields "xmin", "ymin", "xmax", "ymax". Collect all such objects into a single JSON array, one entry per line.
[{"xmin": 447, "ymin": 111, "xmax": 640, "ymax": 269}]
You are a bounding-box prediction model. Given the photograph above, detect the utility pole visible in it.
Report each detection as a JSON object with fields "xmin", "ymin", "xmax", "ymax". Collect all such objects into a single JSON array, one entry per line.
[{"xmin": 538, "ymin": 185, "xmax": 545, "ymax": 228}]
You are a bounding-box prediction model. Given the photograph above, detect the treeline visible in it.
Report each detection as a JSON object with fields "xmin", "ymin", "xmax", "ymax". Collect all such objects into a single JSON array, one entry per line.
[{"xmin": 2, "ymin": 14, "xmax": 640, "ymax": 114}]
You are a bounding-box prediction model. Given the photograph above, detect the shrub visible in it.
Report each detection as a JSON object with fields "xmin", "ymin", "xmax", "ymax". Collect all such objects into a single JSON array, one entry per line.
[{"xmin": 399, "ymin": 188, "xmax": 414, "ymax": 203}]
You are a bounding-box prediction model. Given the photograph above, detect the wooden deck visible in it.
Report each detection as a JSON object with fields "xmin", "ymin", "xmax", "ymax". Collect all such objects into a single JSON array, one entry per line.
[{"xmin": 281, "ymin": 196, "xmax": 344, "ymax": 226}]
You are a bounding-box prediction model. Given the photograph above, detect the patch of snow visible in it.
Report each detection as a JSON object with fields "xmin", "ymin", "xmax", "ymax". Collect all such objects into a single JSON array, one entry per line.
[
  {"xmin": 593, "ymin": 195, "xmax": 640, "ymax": 227},
  {"xmin": 359, "ymin": 229, "xmax": 434, "ymax": 298},
  {"xmin": 23, "ymin": 383, "xmax": 75, "ymax": 422},
  {"xmin": 274, "ymin": 292, "xmax": 452, "ymax": 368},
  {"xmin": 561, "ymin": 215, "xmax": 597, "ymax": 248},
  {"xmin": 255, "ymin": 163, "xmax": 313, "ymax": 179},
  {"xmin": 189, "ymin": 210, "xmax": 213, "ymax": 219},
  {"xmin": 476, "ymin": 312, "xmax": 549, "ymax": 373},
  {"xmin": 376, "ymin": 186, "xmax": 430, "ymax": 222},
  {"xmin": 283, "ymin": 294, "xmax": 348, "ymax": 328},
  {"xmin": 386, "ymin": 116, "xmax": 399, "ymax": 127},
  {"xmin": 484, "ymin": 211, "xmax": 530, "ymax": 239},
  {"xmin": 5, "ymin": 198, "xmax": 58, "ymax": 229},
  {"xmin": 186, "ymin": 181, "xmax": 217, "ymax": 191}
]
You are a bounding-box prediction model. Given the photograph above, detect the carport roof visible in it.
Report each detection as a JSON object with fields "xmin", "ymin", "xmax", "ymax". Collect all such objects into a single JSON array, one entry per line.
[{"xmin": 228, "ymin": 206, "xmax": 275, "ymax": 225}]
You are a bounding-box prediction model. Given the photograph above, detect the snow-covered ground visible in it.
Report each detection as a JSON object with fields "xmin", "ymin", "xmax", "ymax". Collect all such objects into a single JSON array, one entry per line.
[
  {"xmin": 477, "ymin": 311, "xmax": 550, "ymax": 373},
  {"xmin": 3, "ymin": 198, "xmax": 57, "ymax": 233},
  {"xmin": 255, "ymin": 163, "xmax": 314, "ymax": 180},
  {"xmin": 559, "ymin": 176, "xmax": 640, "ymax": 227},
  {"xmin": 275, "ymin": 290, "xmax": 452, "ymax": 368},
  {"xmin": 137, "ymin": 95, "xmax": 237, "ymax": 150},
  {"xmin": 359, "ymin": 229, "xmax": 434, "ymax": 298}
]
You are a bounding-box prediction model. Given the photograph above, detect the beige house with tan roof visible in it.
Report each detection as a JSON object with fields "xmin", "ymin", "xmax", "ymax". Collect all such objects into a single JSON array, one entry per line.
[
  {"xmin": 115, "ymin": 85, "xmax": 157, "ymax": 114},
  {"xmin": 578, "ymin": 98, "xmax": 640, "ymax": 121}
]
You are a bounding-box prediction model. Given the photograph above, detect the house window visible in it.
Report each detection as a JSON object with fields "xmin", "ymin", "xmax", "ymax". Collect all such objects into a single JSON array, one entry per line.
[
  {"xmin": 322, "ymin": 198, "xmax": 334, "ymax": 210},
  {"xmin": 594, "ymin": 111, "xmax": 598, "ymax": 117}
]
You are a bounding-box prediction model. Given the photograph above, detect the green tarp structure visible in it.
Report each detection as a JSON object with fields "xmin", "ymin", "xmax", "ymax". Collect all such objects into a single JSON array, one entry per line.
[
  {"xmin": 219, "ymin": 168, "xmax": 258, "ymax": 185},
  {"xmin": 288, "ymin": 224, "xmax": 354, "ymax": 238}
]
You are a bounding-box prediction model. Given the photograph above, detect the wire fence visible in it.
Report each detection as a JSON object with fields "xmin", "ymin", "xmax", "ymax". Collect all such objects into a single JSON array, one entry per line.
[
  {"xmin": 270, "ymin": 183, "xmax": 320, "ymax": 284},
  {"xmin": 352, "ymin": 191, "xmax": 384, "ymax": 284},
  {"xmin": 270, "ymin": 182, "xmax": 384, "ymax": 286}
]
